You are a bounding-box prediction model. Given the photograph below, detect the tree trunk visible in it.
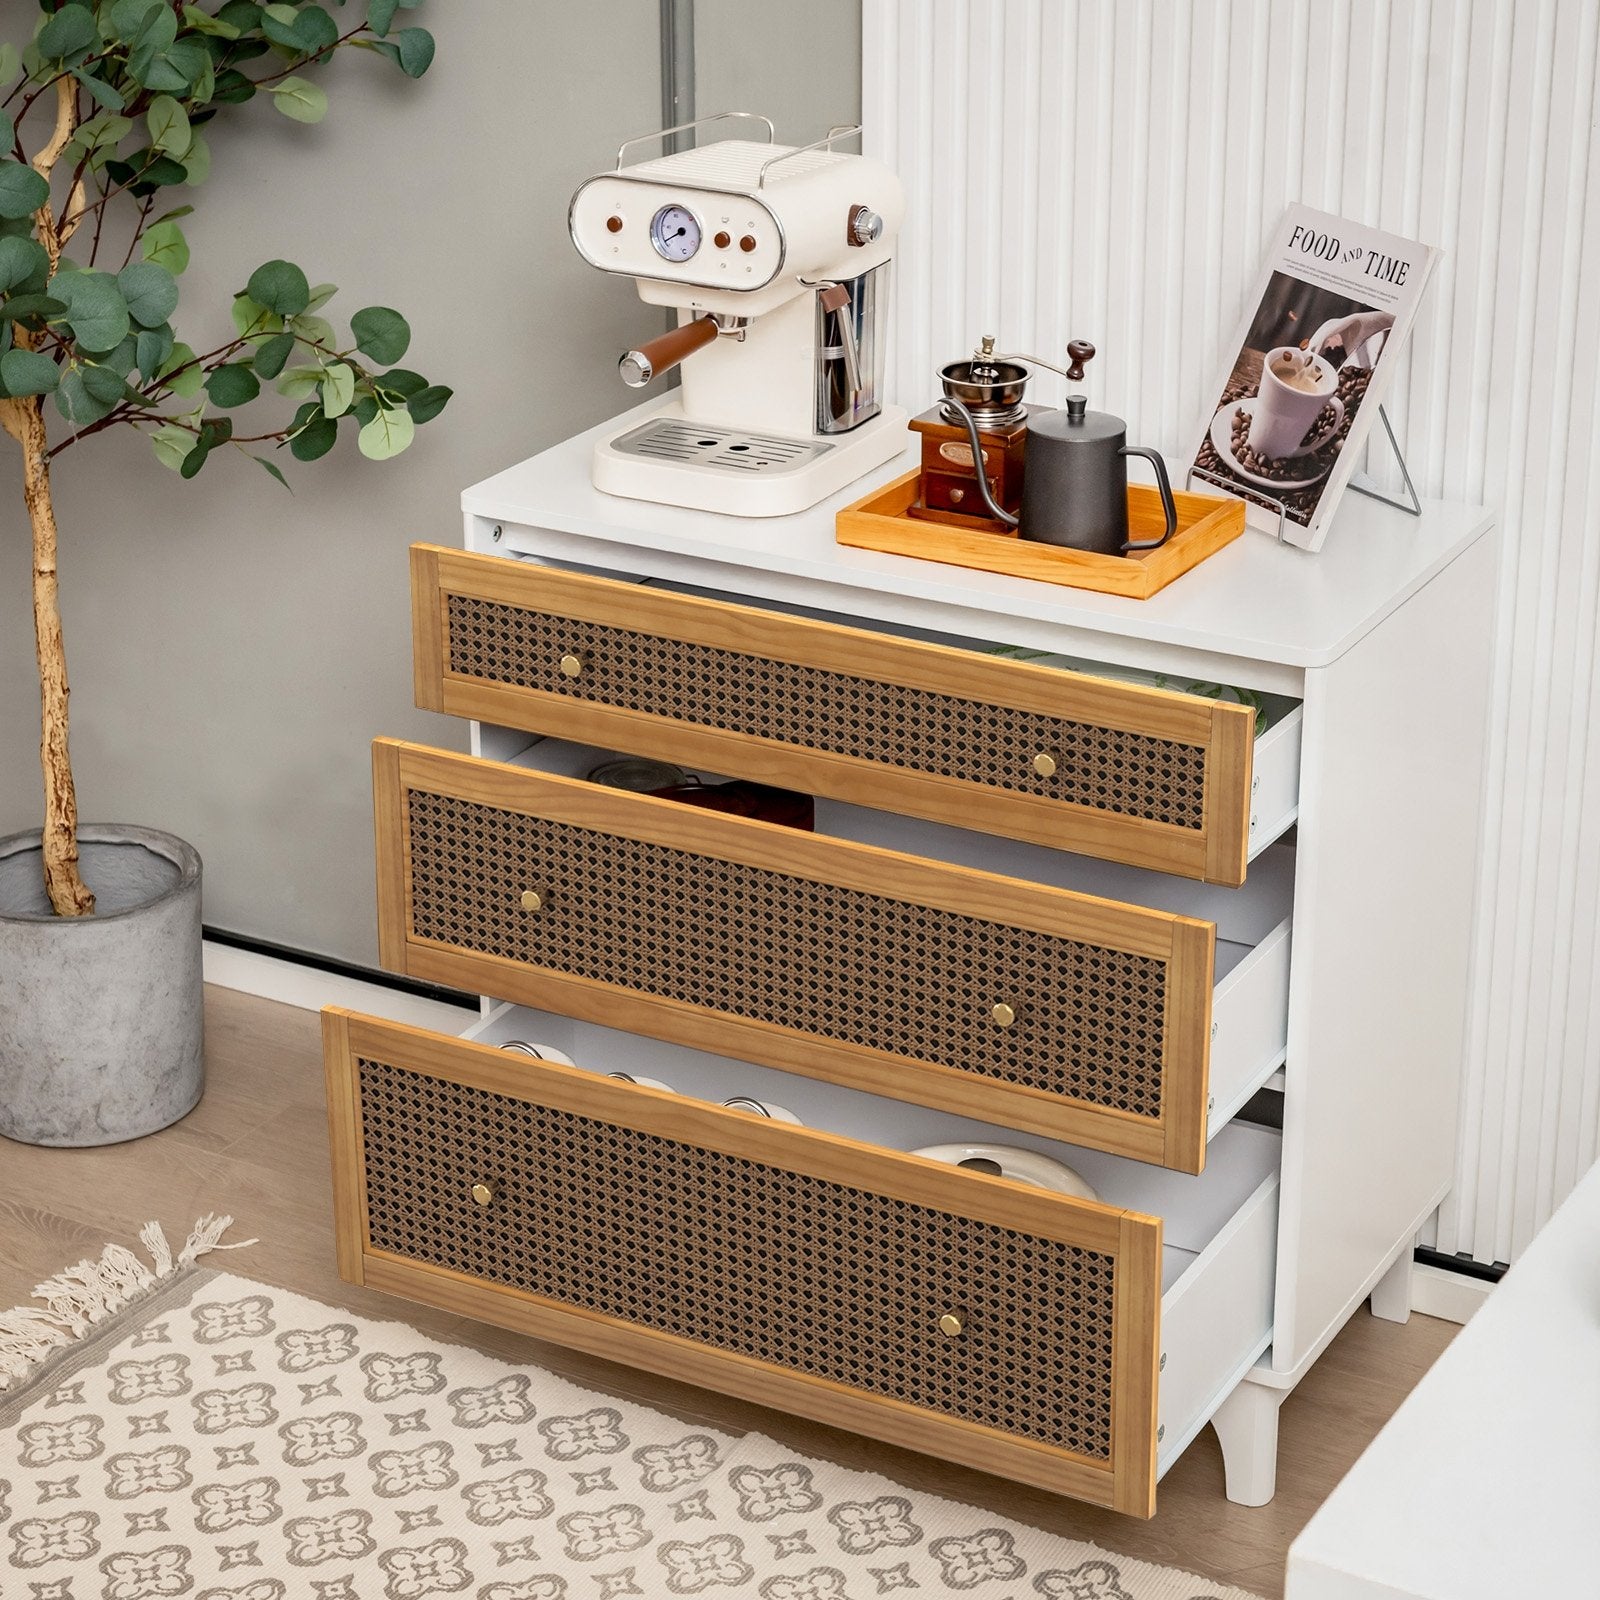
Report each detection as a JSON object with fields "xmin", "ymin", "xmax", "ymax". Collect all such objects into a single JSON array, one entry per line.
[{"xmin": 18, "ymin": 394, "xmax": 94, "ymax": 916}]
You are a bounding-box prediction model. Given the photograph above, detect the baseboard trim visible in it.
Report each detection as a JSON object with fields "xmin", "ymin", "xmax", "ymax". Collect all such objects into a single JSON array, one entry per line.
[
  {"xmin": 1410, "ymin": 1262, "xmax": 1496, "ymax": 1325},
  {"xmin": 202, "ymin": 939, "xmax": 476, "ymax": 1033}
]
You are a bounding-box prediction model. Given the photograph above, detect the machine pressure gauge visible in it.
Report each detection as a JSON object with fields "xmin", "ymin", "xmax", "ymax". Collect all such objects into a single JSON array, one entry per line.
[{"xmin": 649, "ymin": 203, "xmax": 702, "ymax": 262}]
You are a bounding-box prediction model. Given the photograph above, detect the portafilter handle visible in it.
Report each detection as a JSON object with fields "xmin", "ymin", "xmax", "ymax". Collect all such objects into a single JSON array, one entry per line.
[{"xmin": 619, "ymin": 315, "xmax": 721, "ymax": 387}]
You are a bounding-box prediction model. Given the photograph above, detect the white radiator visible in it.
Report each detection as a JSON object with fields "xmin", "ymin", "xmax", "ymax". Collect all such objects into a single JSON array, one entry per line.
[{"xmin": 863, "ymin": 0, "xmax": 1600, "ymax": 1267}]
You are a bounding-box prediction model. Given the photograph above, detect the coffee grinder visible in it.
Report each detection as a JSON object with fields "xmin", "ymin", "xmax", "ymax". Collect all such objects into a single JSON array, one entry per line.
[
  {"xmin": 908, "ymin": 336, "xmax": 1095, "ymax": 532},
  {"xmin": 569, "ymin": 113, "xmax": 907, "ymax": 517}
]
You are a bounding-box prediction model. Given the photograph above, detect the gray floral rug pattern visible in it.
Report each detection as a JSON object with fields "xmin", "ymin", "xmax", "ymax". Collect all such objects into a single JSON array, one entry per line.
[{"xmin": 0, "ymin": 1250, "xmax": 1262, "ymax": 1599}]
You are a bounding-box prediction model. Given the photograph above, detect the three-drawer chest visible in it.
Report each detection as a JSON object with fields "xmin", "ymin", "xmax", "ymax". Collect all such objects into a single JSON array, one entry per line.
[{"xmin": 322, "ymin": 402, "xmax": 1497, "ymax": 1519}]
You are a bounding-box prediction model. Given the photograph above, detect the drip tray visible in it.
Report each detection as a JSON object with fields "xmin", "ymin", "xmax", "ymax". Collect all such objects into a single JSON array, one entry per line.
[{"xmin": 607, "ymin": 418, "xmax": 832, "ymax": 476}]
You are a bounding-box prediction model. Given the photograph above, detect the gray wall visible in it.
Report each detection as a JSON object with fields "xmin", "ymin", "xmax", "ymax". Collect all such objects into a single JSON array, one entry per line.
[{"xmin": 0, "ymin": 1, "xmax": 862, "ymax": 968}]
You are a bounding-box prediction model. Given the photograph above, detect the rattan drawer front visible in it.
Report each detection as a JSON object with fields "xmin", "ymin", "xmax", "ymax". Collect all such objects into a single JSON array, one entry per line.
[
  {"xmin": 324, "ymin": 1009, "xmax": 1164, "ymax": 1515},
  {"xmin": 374, "ymin": 741, "xmax": 1216, "ymax": 1172},
  {"xmin": 412, "ymin": 546, "xmax": 1255, "ymax": 885}
]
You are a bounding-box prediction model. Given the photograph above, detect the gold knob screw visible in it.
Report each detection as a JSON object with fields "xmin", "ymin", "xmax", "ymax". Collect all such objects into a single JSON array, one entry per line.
[
  {"xmin": 1032, "ymin": 752, "xmax": 1058, "ymax": 778},
  {"xmin": 471, "ymin": 1181, "xmax": 496, "ymax": 1207},
  {"xmin": 520, "ymin": 890, "xmax": 543, "ymax": 912},
  {"xmin": 938, "ymin": 1313, "xmax": 964, "ymax": 1337},
  {"xmin": 991, "ymin": 1003, "xmax": 1016, "ymax": 1027},
  {"xmin": 559, "ymin": 653, "xmax": 584, "ymax": 679}
]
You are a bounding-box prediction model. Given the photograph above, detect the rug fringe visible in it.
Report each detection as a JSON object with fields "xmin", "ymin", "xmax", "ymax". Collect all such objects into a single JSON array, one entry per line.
[{"xmin": 0, "ymin": 1215, "xmax": 256, "ymax": 1392}]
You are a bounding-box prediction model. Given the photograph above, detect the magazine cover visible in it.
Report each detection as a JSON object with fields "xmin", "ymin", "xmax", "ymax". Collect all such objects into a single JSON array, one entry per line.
[{"xmin": 1189, "ymin": 205, "xmax": 1440, "ymax": 551}]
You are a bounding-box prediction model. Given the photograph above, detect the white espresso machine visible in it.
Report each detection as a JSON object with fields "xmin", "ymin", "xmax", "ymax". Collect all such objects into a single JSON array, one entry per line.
[{"xmin": 570, "ymin": 113, "xmax": 907, "ymax": 516}]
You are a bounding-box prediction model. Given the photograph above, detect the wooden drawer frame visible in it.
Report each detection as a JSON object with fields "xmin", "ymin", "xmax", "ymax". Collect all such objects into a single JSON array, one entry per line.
[
  {"xmin": 374, "ymin": 739, "xmax": 1217, "ymax": 1172},
  {"xmin": 411, "ymin": 545, "xmax": 1256, "ymax": 885},
  {"xmin": 324, "ymin": 1008, "xmax": 1165, "ymax": 1516}
]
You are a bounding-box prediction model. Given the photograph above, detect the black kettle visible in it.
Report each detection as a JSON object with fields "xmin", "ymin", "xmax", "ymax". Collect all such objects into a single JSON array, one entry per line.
[{"xmin": 944, "ymin": 345, "xmax": 1178, "ymax": 555}]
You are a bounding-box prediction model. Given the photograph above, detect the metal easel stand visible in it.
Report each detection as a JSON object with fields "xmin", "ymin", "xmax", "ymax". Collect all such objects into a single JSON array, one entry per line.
[
  {"xmin": 1347, "ymin": 405, "xmax": 1422, "ymax": 517},
  {"xmin": 1185, "ymin": 404, "xmax": 1421, "ymax": 543}
]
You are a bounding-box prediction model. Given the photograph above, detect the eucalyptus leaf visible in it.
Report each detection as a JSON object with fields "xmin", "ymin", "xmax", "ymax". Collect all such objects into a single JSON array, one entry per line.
[
  {"xmin": 286, "ymin": 312, "xmax": 336, "ymax": 351},
  {"xmin": 180, "ymin": 132, "xmax": 211, "ymax": 185},
  {"xmin": 358, "ymin": 403, "xmax": 414, "ymax": 460},
  {"xmin": 53, "ymin": 271, "xmax": 132, "ymax": 352},
  {"xmin": 231, "ymin": 293, "xmax": 282, "ymax": 340},
  {"xmin": 71, "ymin": 69, "xmax": 126, "ymax": 112},
  {"xmin": 146, "ymin": 96, "xmax": 192, "ymax": 158},
  {"xmin": 158, "ymin": 341, "xmax": 204, "ymax": 395},
  {"xmin": 117, "ymin": 260, "xmax": 179, "ymax": 328},
  {"xmin": 406, "ymin": 383, "xmax": 451, "ymax": 424},
  {"xmin": 0, "ymin": 293, "xmax": 67, "ymax": 323},
  {"xmin": 135, "ymin": 323, "xmax": 175, "ymax": 378},
  {"xmin": 142, "ymin": 220, "xmax": 190, "ymax": 275},
  {"xmin": 320, "ymin": 360, "xmax": 355, "ymax": 417},
  {"xmin": 0, "ymin": 236, "xmax": 51, "ymax": 295},
  {"xmin": 392, "ymin": 26, "xmax": 434, "ymax": 77},
  {"xmin": 38, "ymin": 4, "xmax": 97, "ymax": 60},
  {"xmin": 0, "ymin": 45, "xmax": 18, "ymax": 84},
  {"xmin": 275, "ymin": 365, "xmax": 323, "ymax": 401},
  {"xmin": 211, "ymin": 68, "xmax": 257, "ymax": 105},
  {"xmin": 253, "ymin": 454, "xmax": 291, "ymax": 489},
  {"xmin": 150, "ymin": 421, "xmax": 194, "ymax": 471},
  {"xmin": 108, "ymin": 0, "xmax": 167, "ymax": 42},
  {"xmin": 100, "ymin": 334, "xmax": 139, "ymax": 378},
  {"xmin": 56, "ymin": 367, "xmax": 119, "ymax": 425},
  {"xmin": 0, "ymin": 348, "xmax": 60, "ymax": 396},
  {"xmin": 183, "ymin": 5, "xmax": 241, "ymax": 37},
  {"xmin": 304, "ymin": 282, "xmax": 338, "ymax": 312},
  {"xmin": 80, "ymin": 361, "xmax": 130, "ymax": 404},
  {"xmin": 350, "ymin": 305, "xmax": 409, "ymax": 363},
  {"xmin": 374, "ymin": 366, "xmax": 425, "ymax": 398},
  {"xmin": 368, "ymin": 0, "xmax": 398, "ymax": 35},
  {"xmin": 252, "ymin": 331, "xmax": 294, "ymax": 379},
  {"xmin": 247, "ymin": 259, "xmax": 310, "ymax": 317},
  {"xmin": 206, "ymin": 361, "xmax": 260, "ymax": 406},
  {"xmin": 268, "ymin": 77, "xmax": 328, "ymax": 124},
  {"xmin": 0, "ymin": 162, "xmax": 51, "ymax": 221},
  {"xmin": 216, "ymin": 0, "xmax": 263, "ymax": 29},
  {"xmin": 289, "ymin": 412, "xmax": 337, "ymax": 460},
  {"xmin": 179, "ymin": 438, "xmax": 210, "ymax": 478}
]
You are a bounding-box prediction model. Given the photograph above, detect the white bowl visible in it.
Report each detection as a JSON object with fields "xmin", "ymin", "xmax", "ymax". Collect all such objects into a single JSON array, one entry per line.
[{"xmin": 912, "ymin": 1142, "xmax": 1101, "ymax": 1202}]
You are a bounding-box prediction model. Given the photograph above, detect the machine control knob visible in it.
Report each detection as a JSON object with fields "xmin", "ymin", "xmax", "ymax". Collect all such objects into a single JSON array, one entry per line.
[{"xmin": 848, "ymin": 205, "xmax": 884, "ymax": 246}]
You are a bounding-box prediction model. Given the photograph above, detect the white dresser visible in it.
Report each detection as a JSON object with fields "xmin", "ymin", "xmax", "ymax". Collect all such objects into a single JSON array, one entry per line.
[
  {"xmin": 1288, "ymin": 1158, "xmax": 1600, "ymax": 1596},
  {"xmin": 322, "ymin": 401, "xmax": 1497, "ymax": 1519}
]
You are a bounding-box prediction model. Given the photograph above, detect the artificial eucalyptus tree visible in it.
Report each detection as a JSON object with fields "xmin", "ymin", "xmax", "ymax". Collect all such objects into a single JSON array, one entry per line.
[{"xmin": 3, "ymin": 0, "xmax": 447, "ymax": 916}]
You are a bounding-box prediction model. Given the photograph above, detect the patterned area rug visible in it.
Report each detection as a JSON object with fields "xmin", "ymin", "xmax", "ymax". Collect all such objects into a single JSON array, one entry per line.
[{"xmin": 0, "ymin": 1223, "xmax": 1263, "ymax": 1599}]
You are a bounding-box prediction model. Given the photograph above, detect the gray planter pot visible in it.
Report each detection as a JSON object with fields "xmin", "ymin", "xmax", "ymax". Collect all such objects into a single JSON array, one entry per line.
[{"xmin": 0, "ymin": 825, "xmax": 204, "ymax": 1147}]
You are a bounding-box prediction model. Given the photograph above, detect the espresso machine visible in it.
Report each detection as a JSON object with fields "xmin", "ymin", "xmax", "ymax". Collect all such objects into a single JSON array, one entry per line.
[{"xmin": 569, "ymin": 113, "xmax": 906, "ymax": 516}]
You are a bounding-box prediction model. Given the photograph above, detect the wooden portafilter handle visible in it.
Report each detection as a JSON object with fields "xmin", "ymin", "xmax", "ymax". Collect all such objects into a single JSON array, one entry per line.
[{"xmin": 619, "ymin": 315, "xmax": 720, "ymax": 387}]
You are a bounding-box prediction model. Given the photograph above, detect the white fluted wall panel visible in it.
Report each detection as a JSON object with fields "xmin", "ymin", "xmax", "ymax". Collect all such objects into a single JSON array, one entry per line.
[{"xmin": 865, "ymin": 0, "xmax": 1600, "ymax": 1268}]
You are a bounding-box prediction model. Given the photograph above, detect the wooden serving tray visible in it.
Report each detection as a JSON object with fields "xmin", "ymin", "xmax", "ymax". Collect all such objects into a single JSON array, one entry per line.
[{"xmin": 836, "ymin": 471, "xmax": 1245, "ymax": 600}]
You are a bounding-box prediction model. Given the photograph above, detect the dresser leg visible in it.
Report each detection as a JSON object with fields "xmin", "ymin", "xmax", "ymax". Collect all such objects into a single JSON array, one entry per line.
[
  {"xmin": 1369, "ymin": 1248, "xmax": 1414, "ymax": 1324},
  {"xmin": 1211, "ymin": 1380, "xmax": 1283, "ymax": 1506}
]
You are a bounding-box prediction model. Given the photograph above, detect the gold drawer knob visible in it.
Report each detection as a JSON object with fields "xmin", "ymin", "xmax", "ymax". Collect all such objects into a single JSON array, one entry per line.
[
  {"xmin": 991, "ymin": 1002, "xmax": 1016, "ymax": 1027},
  {"xmin": 559, "ymin": 653, "xmax": 585, "ymax": 679},
  {"xmin": 938, "ymin": 1313, "xmax": 964, "ymax": 1338},
  {"xmin": 520, "ymin": 889, "xmax": 543, "ymax": 912},
  {"xmin": 1032, "ymin": 752, "xmax": 1058, "ymax": 778},
  {"xmin": 470, "ymin": 1181, "xmax": 497, "ymax": 1207}
]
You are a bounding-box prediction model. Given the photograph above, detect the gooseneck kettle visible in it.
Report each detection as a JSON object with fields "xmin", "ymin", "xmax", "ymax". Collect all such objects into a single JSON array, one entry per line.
[{"xmin": 943, "ymin": 341, "xmax": 1178, "ymax": 556}]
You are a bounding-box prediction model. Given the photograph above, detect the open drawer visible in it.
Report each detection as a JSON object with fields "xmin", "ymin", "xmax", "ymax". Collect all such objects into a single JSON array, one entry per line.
[
  {"xmin": 324, "ymin": 1008, "xmax": 1280, "ymax": 1518},
  {"xmin": 374, "ymin": 740, "xmax": 1292, "ymax": 1172},
  {"xmin": 411, "ymin": 545, "xmax": 1268, "ymax": 885}
]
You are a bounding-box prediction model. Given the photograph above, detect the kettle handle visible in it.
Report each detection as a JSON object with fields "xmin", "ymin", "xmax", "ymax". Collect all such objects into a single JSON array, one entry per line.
[
  {"xmin": 942, "ymin": 399, "xmax": 1019, "ymax": 529},
  {"xmin": 1119, "ymin": 446, "xmax": 1178, "ymax": 552}
]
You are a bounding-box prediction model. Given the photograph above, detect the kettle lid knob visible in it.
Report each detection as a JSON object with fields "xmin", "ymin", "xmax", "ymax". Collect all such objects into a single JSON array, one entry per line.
[
  {"xmin": 1065, "ymin": 339, "xmax": 1095, "ymax": 381},
  {"xmin": 1065, "ymin": 395, "xmax": 1088, "ymax": 422}
]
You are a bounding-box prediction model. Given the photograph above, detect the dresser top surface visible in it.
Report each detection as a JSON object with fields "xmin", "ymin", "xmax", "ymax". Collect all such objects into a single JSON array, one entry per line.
[{"xmin": 463, "ymin": 400, "xmax": 1495, "ymax": 669}]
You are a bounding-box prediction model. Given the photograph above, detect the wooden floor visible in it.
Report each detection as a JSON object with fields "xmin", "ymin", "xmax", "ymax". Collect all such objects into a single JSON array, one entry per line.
[{"xmin": 0, "ymin": 987, "xmax": 1456, "ymax": 1599}]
